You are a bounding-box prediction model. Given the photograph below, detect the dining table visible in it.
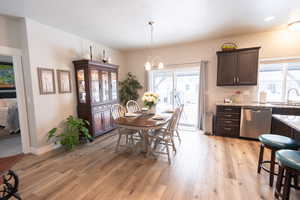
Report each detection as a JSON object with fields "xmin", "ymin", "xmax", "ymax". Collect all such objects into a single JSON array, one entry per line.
[{"xmin": 113, "ymin": 112, "xmax": 173, "ymax": 156}]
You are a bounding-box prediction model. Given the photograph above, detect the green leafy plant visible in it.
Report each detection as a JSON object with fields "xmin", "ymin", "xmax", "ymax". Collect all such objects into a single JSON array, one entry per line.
[
  {"xmin": 119, "ymin": 72, "xmax": 143, "ymax": 105},
  {"xmin": 47, "ymin": 116, "xmax": 91, "ymax": 151}
]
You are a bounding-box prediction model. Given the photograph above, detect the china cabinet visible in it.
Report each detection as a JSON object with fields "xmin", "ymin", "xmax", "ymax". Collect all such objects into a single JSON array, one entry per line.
[{"xmin": 73, "ymin": 59, "xmax": 119, "ymax": 137}]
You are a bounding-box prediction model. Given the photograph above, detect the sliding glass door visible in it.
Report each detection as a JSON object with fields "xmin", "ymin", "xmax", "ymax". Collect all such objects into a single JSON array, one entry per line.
[{"xmin": 149, "ymin": 68, "xmax": 200, "ymax": 127}]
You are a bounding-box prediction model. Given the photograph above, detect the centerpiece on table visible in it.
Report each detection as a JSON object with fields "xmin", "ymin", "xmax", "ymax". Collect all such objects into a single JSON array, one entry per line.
[{"xmin": 142, "ymin": 92, "xmax": 159, "ymax": 114}]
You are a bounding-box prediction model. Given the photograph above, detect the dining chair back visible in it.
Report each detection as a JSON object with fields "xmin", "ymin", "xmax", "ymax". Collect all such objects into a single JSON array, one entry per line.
[
  {"xmin": 164, "ymin": 107, "xmax": 180, "ymax": 137},
  {"xmin": 173, "ymin": 104, "xmax": 184, "ymax": 142},
  {"xmin": 111, "ymin": 104, "xmax": 126, "ymax": 120},
  {"xmin": 126, "ymin": 100, "xmax": 141, "ymax": 113}
]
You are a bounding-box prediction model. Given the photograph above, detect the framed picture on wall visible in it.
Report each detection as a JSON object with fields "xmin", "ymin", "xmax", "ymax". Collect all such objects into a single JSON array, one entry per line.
[
  {"xmin": 37, "ymin": 68, "xmax": 56, "ymax": 95},
  {"xmin": 57, "ymin": 70, "xmax": 72, "ymax": 93},
  {"xmin": 0, "ymin": 62, "xmax": 15, "ymax": 90}
]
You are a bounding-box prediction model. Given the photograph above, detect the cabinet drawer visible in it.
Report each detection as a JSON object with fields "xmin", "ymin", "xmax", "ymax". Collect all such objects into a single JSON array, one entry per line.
[
  {"xmin": 216, "ymin": 106, "xmax": 241, "ymax": 114},
  {"xmin": 218, "ymin": 113, "xmax": 241, "ymax": 120},
  {"xmin": 218, "ymin": 119, "xmax": 240, "ymax": 127},
  {"xmin": 217, "ymin": 126, "xmax": 240, "ymax": 137}
]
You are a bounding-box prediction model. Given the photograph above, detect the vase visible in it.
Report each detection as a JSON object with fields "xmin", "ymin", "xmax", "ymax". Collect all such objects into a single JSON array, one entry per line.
[{"xmin": 148, "ymin": 105, "xmax": 156, "ymax": 114}]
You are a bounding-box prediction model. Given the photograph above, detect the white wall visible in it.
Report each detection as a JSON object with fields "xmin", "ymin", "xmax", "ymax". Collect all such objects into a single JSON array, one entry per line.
[
  {"xmin": 0, "ymin": 15, "xmax": 22, "ymax": 49},
  {"xmin": 124, "ymin": 29, "xmax": 300, "ymax": 132},
  {"xmin": 23, "ymin": 18, "xmax": 125, "ymax": 148}
]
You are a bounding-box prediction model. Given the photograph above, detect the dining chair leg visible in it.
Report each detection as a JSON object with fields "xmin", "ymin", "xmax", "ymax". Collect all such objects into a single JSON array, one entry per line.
[
  {"xmin": 115, "ymin": 132, "xmax": 122, "ymax": 152},
  {"xmin": 171, "ymin": 138, "xmax": 177, "ymax": 154},
  {"xmin": 176, "ymin": 130, "xmax": 181, "ymax": 143},
  {"xmin": 153, "ymin": 138, "xmax": 160, "ymax": 151},
  {"xmin": 125, "ymin": 135, "xmax": 128, "ymax": 145},
  {"xmin": 165, "ymin": 141, "xmax": 171, "ymax": 164}
]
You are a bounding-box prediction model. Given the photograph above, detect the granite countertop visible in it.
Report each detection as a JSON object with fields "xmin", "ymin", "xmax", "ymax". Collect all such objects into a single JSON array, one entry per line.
[
  {"xmin": 216, "ymin": 102, "xmax": 300, "ymax": 109},
  {"xmin": 272, "ymin": 114, "xmax": 300, "ymax": 132}
]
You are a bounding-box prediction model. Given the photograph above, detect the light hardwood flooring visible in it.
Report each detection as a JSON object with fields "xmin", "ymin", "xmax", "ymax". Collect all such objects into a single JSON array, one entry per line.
[{"xmin": 13, "ymin": 130, "xmax": 300, "ymax": 200}]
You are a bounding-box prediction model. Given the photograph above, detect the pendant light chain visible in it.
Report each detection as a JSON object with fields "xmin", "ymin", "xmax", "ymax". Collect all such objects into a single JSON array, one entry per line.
[{"xmin": 145, "ymin": 21, "xmax": 164, "ymax": 71}]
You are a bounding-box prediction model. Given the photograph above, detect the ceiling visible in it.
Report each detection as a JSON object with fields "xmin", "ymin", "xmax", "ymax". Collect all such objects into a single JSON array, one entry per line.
[{"xmin": 0, "ymin": 0, "xmax": 300, "ymax": 50}]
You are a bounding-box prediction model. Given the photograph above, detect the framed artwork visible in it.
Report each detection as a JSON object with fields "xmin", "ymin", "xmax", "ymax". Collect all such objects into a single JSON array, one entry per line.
[
  {"xmin": 57, "ymin": 70, "xmax": 72, "ymax": 93},
  {"xmin": 37, "ymin": 68, "xmax": 56, "ymax": 94},
  {"xmin": 0, "ymin": 62, "xmax": 15, "ymax": 90}
]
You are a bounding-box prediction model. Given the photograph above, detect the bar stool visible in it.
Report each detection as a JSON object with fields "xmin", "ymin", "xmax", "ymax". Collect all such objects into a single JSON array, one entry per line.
[
  {"xmin": 275, "ymin": 150, "xmax": 300, "ymax": 200},
  {"xmin": 257, "ymin": 134, "xmax": 300, "ymax": 187}
]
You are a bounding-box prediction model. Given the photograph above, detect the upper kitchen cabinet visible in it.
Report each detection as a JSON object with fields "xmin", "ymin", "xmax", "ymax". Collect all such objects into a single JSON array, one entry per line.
[{"xmin": 217, "ymin": 47, "xmax": 260, "ymax": 86}]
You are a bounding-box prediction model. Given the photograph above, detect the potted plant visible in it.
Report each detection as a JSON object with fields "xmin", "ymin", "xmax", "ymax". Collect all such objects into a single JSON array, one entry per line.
[
  {"xmin": 47, "ymin": 115, "xmax": 92, "ymax": 151},
  {"xmin": 119, "ymin": 72, "xmax": 143, "ymax": 105},
  {"xmin": 142, "ymin": 92, "xmax": 159, "ymax": 114}
]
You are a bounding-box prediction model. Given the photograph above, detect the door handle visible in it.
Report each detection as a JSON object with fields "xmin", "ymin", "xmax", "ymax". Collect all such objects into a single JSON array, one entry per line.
[
  {"xmin": 224, "ymin": 127, "xmax": 232, "ymax": 131},
  {"xmin": 233, "ymin": 77, "xmax": 236, "ymax": 84},
  {"xmin": 236, "ymin": 77, "xmax": 239, "ymax": 83}
]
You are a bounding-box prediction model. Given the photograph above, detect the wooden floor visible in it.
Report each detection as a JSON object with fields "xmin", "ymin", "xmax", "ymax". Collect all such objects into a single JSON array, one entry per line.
[{"xmin": 13, "ymin": 129, "xmax": 300, "ymax": 200}]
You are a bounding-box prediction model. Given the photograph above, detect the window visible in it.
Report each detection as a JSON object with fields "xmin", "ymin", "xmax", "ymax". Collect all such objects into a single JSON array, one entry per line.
[{"xmin": 259, "ymin": 62, "xmax": 300, "ymax": 102}]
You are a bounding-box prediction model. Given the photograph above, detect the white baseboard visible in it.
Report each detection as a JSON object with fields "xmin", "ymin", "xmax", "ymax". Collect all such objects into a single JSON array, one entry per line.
[{"xmin": 30, "ymin": 143, "xmax": 61, "ymax": 155}]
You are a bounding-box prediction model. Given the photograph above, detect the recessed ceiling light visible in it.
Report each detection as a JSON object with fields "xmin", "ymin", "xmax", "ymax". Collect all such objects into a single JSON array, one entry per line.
[
  {"xmin": 264, "ymin": 16, "xmax": 275, "ymax": 22},
  {"xmin": 288, "ymin": 21, "xmax": 300, "ymax": 31}
]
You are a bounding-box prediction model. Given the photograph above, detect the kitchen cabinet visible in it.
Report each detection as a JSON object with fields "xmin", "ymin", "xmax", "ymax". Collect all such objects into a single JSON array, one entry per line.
[
  {"xmin": 73, "ymin": 59, "xmax": 119, "ymax": 138},
  {"xmin": 217, "ymin": 47, "xmax": 260, "ymax": 86},
  {"xmin": 214, "ymin": 106, "xmax": 241, "ymax": 137}
]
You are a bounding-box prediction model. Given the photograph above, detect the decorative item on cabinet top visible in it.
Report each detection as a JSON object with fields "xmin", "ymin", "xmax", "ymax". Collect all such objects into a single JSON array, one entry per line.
[
  {"xmin": 221, "ymin": 42, "xmax": 237, "ymax": 51},
  {"xmin": 37, "ymin": 67, "xmax": 56, "ymax": 95}
]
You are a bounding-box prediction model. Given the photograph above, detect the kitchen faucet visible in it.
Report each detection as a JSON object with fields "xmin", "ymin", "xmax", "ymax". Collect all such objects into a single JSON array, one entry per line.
[{"xmin": 287, "ymin": 88, "xmax": 300, "ymax": 103}]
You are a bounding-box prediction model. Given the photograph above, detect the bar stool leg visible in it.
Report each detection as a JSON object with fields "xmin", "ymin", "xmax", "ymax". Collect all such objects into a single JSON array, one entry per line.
[
  {"xmin": 270, "ymin": 150, "xmax": 276, "ymax": 187},
  {"xmin": 257, "ymin": 144, "xmax": 264, "ymax": 174},
  {"xmin": 282, "ymin": 170, "xmax": 292, "ymax": 200},
  {"xmin": 275, "ymin": 166, "xmax": 284, "ymax": 198}
]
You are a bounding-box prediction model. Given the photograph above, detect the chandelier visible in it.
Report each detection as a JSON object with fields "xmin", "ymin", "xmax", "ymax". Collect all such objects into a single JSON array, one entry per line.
[{"xmin": 145, "ymin": 21, "xmax": 164, "ymax": 71}]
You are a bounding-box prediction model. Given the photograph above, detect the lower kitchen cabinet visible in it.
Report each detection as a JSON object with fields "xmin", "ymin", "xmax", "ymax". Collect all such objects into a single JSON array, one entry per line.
[{"xmin": 214, "ymin": 106, "xmax": 241, "ymax": 137}]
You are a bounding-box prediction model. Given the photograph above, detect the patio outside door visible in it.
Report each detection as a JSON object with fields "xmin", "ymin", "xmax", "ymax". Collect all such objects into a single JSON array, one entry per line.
[{"xmin": 149, "ymin": 68, "xmax": 200, "ymax": 127}]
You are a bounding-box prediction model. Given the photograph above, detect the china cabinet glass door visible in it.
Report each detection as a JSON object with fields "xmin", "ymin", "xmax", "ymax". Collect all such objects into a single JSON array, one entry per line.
[
  {"xmin": 77, "ymin": 70, "xmax": 86, "ymax": 103},
  {"xmin": 111, "ymin": 72, "xmax": 117, "ymax": 101},
  {"xmin": 90, "ymin": 70, "xmax": 100, "ymax": 103},
  {"xmin": 102, "ymin": 71, "xmax": 109, "ymax": 102}
]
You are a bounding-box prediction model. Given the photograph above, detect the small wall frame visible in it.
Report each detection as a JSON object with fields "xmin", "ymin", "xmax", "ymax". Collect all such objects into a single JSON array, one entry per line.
[
  {"xmin": 37, "ymin": 68, "xmax": 56, "ymax": 95},
  {"xmin": 57, "ymin": 70, "xmax": 72, "ymax": 93}
]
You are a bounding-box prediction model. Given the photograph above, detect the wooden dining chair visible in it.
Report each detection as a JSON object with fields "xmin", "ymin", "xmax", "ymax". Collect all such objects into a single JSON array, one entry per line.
[
  {"xmin": 111, "ymin": 104, "xmax": 140, "ymax": 152},
  {"xmin": 126, "ymin": 100, "xmax": 141, "ymax": 113},
  {"xmin": 174, "ymin": 104, "xmax": 184, "ymax": 143},
  {"xmin": 148, "ymin": 108, "xmax": 181, "ymax": 164}
]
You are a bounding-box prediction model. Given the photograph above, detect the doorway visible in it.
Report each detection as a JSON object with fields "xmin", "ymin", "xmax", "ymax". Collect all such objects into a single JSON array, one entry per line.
[
  {"xmin": 149, "ymin": 67, "xmax": 200, "ymax": 127},
  {"xmin": 0, "ymin": 55, "xmax": 22, "ymax": 157},
  {"xmin": 0, "ymin": 45, "xmax": 30, "ymax": 156}
]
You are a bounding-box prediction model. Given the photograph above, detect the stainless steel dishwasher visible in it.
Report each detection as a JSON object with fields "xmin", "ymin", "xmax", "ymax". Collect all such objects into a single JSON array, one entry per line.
[{"xmin": 240, "ymin": 107, "xmax": 272, "ymax": 139}]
